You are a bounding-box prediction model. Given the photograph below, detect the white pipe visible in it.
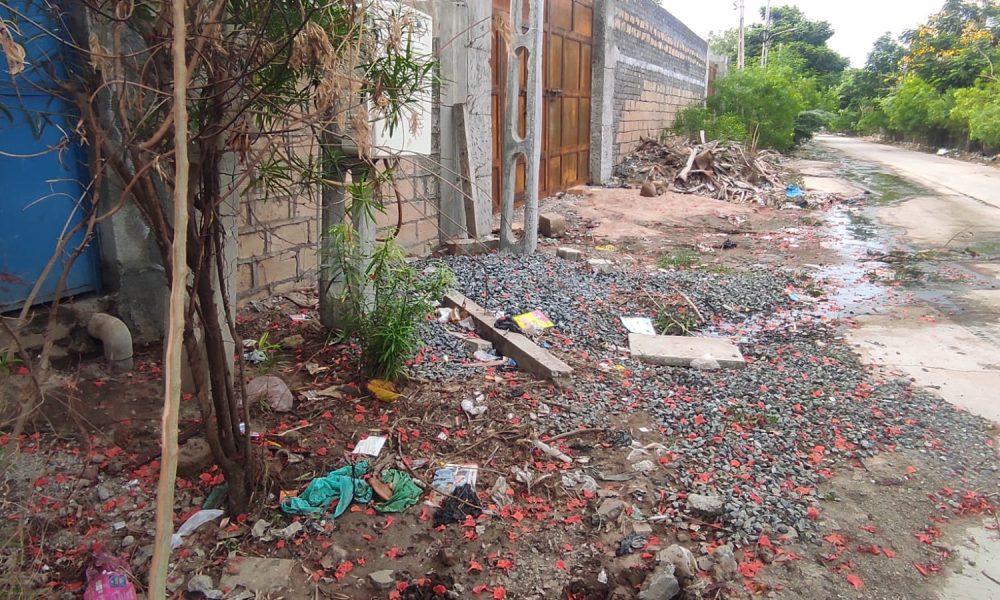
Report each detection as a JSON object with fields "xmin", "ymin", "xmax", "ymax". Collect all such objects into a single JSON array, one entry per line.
[{"xmin": 87, "ymin": 313, "xmax": 134, "ymax": 372}]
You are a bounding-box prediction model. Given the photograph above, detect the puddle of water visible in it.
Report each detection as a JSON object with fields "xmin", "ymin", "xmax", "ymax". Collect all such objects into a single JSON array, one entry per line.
[
  {"xmin": 797, "ymin": 143, "xmax": 932, "ymax": 205},
  {"xmin": 938, "ymin": 520, "xmax": 1000, "ymax": 600},
  {"xmin": 813, "ymin": 205, "xmax": 889, "ymax": 316}
]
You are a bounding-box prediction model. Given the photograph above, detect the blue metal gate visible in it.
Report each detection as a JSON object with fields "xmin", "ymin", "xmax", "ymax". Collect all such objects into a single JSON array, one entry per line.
[{"xmin": 0, "ymin": 1, "xmax": 101, "ymax": 311}]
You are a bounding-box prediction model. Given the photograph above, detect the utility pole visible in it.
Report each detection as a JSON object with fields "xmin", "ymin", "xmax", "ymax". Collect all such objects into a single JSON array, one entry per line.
[
  {"xmin": 761, "ymin": 0, "xmax": 773, "ymax": 67},
  {"xmin": 737, "ymin": 0, "xmax": 746, "ymax": 69}
]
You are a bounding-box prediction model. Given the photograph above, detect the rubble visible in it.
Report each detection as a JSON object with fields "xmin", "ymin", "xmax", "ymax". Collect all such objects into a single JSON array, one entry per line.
[
  {"xmin": 538, "ymin": 213, "xmax": 567, "ymax": 237},
  {"xmin": 638, "ymin": 563, "xmax": 680, "ymax": 600},
  {"xmin": 369, "ymin": 570, "xmax": 397, "ymax": 590},
  {"xmin": 556, "ymin": 246, "xmax": 583, "ymax": 260},
  {"xmin": 245, "ymin": 375, "xmax": 294, "ymax": 413},
  {"xmin": 616, "ymin": 137, "xmax": 786, "ymax": 205},
  {"xmin": 686, "ymin": 493, "xmax": 725, "ymax": 516},
  {"xmin": 658, "ymin": 545, "xmax": 698, "ymax": 579}
]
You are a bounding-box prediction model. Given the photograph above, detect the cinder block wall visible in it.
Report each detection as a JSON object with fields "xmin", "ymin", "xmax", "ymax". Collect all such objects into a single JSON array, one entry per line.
[
  {"xmin": 592, "ymin": 0, "xmax": 708, "ymax": 180},
  {"xmin": 236, "ymin": 158, "xmax": 441, "ymax": 301}
]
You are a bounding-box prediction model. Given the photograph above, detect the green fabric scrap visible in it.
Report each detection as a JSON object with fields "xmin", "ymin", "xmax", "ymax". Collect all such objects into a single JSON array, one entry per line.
[
  {"xmin": 279, "ymin": 461, "xmax": 422, "ymax": 517},
  {"xmin": 280, "ymin": 460, "xmax": 372, "ymax": 517},
  {"xmin": 373, "ymin": 469, "xmax": 422, "ymax": 513}
]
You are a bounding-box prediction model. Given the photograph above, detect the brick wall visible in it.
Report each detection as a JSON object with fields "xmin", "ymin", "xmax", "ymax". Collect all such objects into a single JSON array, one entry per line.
[
  {"xmin": 608, "ymin": 0, "xmax": 707, "ymax": 163},
  {"xmin": 236, "ymin": 154, "xmax": 441, "ymax": 302}
]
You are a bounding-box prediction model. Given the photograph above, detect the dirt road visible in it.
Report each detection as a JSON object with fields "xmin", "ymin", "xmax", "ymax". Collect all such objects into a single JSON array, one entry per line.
[{"xmin": 815, "ymin": 135, "xmax": 1000, "ymax": 427}]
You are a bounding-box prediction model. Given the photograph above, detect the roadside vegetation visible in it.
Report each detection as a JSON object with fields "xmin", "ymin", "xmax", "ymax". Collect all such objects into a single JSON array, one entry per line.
[{"xmin": 684, "ymin": 0, "xmax": 999, "ymax": 154}]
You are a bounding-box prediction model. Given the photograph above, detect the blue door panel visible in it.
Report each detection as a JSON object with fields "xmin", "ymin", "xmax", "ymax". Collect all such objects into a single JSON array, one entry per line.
[{"xmin": 1, "ymin": 1, "xmax": 100, "ymax": 311}]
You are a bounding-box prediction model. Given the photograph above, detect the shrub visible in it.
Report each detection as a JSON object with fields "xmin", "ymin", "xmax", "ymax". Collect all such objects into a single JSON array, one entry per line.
[
  {"xmin": 952, "ymin": 82, "xmax": 1000, "ymax": 150},
  {"xmin": 325, "ymin": 226, "xmax": 453, "ymax": 380},
  {"xmin": 671, "ymin": 106, "xmax": 747, "ymax": 143},
  {"xmin": 708, "ymin": 66, "xmax": 803, "ymax": 151},
  {"xmin": 881, "ymin": 75, "xmax": 957, "ymax": 142},
  {"xmin": 672, "ymin": 105, "xmax": 711, "ymax": 140},
  {"xmin": 793, "ymin": 109, "xmax": 834, "ymax": 143}
]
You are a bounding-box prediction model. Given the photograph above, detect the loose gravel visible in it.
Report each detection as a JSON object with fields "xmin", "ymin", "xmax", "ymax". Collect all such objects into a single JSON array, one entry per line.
[{"xmin": 410, "ymin": 253, "xmax": 998, "ymax": 546}]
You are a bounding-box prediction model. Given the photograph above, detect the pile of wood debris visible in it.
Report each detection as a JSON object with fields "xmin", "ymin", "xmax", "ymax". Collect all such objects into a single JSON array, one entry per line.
[{"xmin": 615, "ymin": 137, "xmax": 787, "ymax": 205}]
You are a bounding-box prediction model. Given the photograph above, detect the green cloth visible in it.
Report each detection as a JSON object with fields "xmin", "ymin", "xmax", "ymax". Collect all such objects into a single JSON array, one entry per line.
[
  {"xmin": 281, "ymin": 461, "xmax": 372, "ymax": 517},
  {"xmin": 374, "ymin": 468, "xmax": 422, "ymax": 513},
  {"xmin": 280, "ymin": 461, "xmax": 421, "ymax": 517}
]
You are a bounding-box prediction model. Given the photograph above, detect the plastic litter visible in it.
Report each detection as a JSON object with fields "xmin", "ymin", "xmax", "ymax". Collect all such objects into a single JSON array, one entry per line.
[
  {"xmin": 472, "ymin": 349, "xmax": 501, "ymax": 362},
  {"xmin": 620, "ymin": 316, "xmax": 656, "ymax": 335},
  {"xmin": 785, "ymin": 184, "xmax": 804, "ymax": 198},
  {"xmin": 171, "ymin": 509, "xmax": 224, "ymax": 549},
  {"xmin": 431, "ymin": 464, "xmax": 478, "ymax": 494},
  {"xmin": 461, "ymin": 396, "xmax": 487, "ymax": 416},
  {"xmin": 352, "ymin": 435, "xmax": 387, "ymax": 457},
  {"xmin": 513, "ymin": 310, "xmax": 554, "ymax": 332},
  {"xmin": 433, "ymin": 483, "xmax": 482, "ymax": 526},
  {"xmin": 83, "ymin": 553, "xmax": 137, "ymax": 600}
]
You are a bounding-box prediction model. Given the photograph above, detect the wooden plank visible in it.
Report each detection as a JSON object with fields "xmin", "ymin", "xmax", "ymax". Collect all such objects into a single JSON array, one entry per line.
[{"xmin": 443, "ymin": 291, "xmax": 573, "ymax": 385}]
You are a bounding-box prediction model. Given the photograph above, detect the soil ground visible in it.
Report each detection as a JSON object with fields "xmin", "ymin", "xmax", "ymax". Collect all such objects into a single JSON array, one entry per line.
[{"xmin": 1, "ymin": 137, "xmax": 998, "ymax": 600}]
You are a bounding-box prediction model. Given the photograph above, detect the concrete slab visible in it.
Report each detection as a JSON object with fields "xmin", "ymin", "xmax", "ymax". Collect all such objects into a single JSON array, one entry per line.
[
  {"xmin": 847, "ymin": 306, "xmax": 1000, "ymax": 424},
  {"xmin": 445, "ymin": 236, "xmax": 499, "ymax": 256},
  {"xmin": 443, "ymin": 292, "xmax": 573, "ymax": 384},
  {"xmin": 557, "ymin": 247, "xmax": 583, "ymax": 261},
  {"xmin": 539, "ymin": 213, "xmax": 567, "ymax": 237},
  {"xmin": 220, "ymin": 556, "xmax": 295, "ymax": 595},
  {"xmin": 628, "ymin": 334, "xmax": 745, "ymax": 368}
]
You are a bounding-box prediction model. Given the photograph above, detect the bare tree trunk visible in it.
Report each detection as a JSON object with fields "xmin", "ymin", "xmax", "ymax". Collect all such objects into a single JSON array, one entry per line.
[{"xmin": 149, "ymin": 0, "xmax": 189, "ymax": 596}]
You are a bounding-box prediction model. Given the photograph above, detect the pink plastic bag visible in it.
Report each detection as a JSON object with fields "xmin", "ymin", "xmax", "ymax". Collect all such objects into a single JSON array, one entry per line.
[{"xmin": 83, "ymin": 552, "xmax": 137, "ymax": 600}]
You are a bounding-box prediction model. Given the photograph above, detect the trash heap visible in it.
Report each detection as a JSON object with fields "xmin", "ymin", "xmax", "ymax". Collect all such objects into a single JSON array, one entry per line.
[{"xmin": 615, "ymin": 137, "xmax": 787, "ymax": 205}]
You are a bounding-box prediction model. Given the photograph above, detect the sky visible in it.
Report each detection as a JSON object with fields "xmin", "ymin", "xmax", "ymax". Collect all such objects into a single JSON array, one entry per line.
[{"xmin": 664, "ymin": 0, "xmax": 946, "ymax": 67}]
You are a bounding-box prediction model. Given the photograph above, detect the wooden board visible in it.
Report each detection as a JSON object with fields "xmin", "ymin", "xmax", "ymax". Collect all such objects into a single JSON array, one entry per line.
[{"xmin": 491, "ymin": 0, "xmax": 593, "ymax": 211}]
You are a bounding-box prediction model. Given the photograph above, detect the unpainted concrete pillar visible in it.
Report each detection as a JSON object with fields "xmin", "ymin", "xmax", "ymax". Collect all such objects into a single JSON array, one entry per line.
[
  {"xmin": 436, "ymin": 0, "xmax": 494, "ymax": 242},
  {"xmin": 318, "ymin": 137, "xmax": 348, "ymax": 329},
  {"xmin": 590, "ymin": 0, "xmax": 618, "ymax": 185},
  {"xmin": 499, "ymin": 0, "xmax": 544, "ymax": 255}
]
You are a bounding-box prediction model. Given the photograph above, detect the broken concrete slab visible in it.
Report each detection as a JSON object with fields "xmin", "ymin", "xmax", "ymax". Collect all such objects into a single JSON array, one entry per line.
[
  {"xmin": 443, "ymin": 292, "xmax": 573, "ymax": 384},
  {"xmin": 587, "ymin": 258, "xmax": 613, "ymax": 273},
  {"xmin": 538, "ymin": 213, "xmax": 567, "ymax": 237},
  {"xmin": 445, "ymin": 236, "xmax": 499, "ymax": 256},
  {"xmin": 557, "ymin": 247, "xmax": 583, "ymax": 261},
  {"xmin": 628, "ymin": 334, "xmax": 745, "ymax": 369},
  {"xmin": 220, "ymin": 556, "xmax": 295, "ymax": 595}
]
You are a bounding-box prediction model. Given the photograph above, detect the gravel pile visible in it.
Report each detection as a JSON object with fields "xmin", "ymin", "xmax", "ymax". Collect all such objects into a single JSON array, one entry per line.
[
  {"xmin": 411, "ymin": 253, "xmax": 797, "ymax": 380},
  {"xmin": 409, "ymin": 253, "xmax": 997, "ymax": 545},
  {"xmin": 539, "ymin": 317, "xmax": 997, "ymax": 544}
]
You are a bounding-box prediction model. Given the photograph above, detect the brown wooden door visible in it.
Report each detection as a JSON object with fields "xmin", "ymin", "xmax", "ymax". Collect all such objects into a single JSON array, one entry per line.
[{"xmin": 491, "ymin": 0, "xmax": 593, "ymax": 211}]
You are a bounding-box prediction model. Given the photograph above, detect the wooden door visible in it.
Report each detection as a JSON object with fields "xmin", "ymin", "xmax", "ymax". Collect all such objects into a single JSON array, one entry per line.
[{"xmin": 491, "ymin": 0, "xmax": 593, "ymax": 211}]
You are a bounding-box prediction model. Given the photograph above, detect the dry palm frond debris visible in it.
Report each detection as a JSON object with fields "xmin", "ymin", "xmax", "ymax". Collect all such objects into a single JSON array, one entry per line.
[{"xmin": 615, "ymin": 137, "xmax": 787, "ymax": 206}]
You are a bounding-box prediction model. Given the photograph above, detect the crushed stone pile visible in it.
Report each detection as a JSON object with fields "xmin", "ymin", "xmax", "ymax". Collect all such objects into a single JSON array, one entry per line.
[
  {"xmin": 411, "ymin": 253, "xmax": 797, "ymax": 381},
  {"xmin": 411, "ymin": 253, "xmax": 998, "ymax": 547}
]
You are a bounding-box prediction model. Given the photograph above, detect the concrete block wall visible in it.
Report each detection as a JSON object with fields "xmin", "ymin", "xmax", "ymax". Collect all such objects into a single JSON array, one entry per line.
[
  {"xmin": 236, "ymin": 157, "xmax": 441, "ymax": 301},
  {"xmin": 612, "ymin": 0, "xmax": 707, "ymax": 158},
  {"xmin": 373, "ymin": 158, "xmax": 441, "ymax": 256},
  {"xmin": 591, "ymin": 0, "xmax": 708, "ymax": 182},
  {"xmin": 237, "ymin": 172, "xmax": 321, "ymax": 302}
]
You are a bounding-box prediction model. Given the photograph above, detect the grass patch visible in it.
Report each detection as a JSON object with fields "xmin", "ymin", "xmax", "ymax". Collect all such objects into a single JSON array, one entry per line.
[{"xmin": 656, "ymin": 248, "xmax": 701, "ymax": 269}]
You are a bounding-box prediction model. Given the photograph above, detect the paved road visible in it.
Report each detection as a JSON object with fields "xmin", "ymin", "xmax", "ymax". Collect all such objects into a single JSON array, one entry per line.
[
  {"xmin": 815, "ymin": 135, "xmax": 1000, "ymax": 426},
  {"xmin": 816, "ymin": 135, "xmax": 1000, "ymax": 209}
]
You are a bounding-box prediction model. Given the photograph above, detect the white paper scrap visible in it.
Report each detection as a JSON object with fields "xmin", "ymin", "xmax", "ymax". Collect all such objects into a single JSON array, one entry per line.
[
  {"xmin": 620, "ymin": 316, "xmax": 656, "ymax": 336},
  {"xmin": 352, "ymin": 435, "xmax": 387, "ymax": 457}
]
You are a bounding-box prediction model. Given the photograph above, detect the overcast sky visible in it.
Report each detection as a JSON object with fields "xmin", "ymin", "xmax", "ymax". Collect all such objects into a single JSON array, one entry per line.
[{"xmin": 664, "ymin": 0, "xmax": 946, "ymax": 67}]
